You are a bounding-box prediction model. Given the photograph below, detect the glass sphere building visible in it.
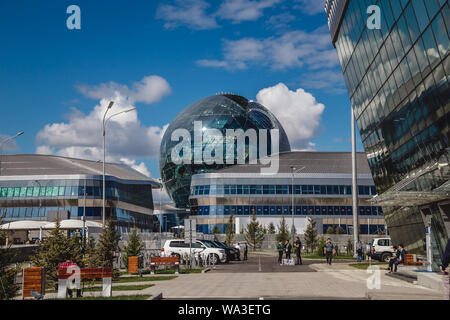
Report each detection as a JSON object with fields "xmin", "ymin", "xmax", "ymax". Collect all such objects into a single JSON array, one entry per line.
[{"xmin": 159, "ymin": 94, "xmax": 291, "ymax": 208}]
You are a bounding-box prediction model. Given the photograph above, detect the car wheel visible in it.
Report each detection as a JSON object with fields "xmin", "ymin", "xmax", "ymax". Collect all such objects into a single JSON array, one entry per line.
[
  {"xmin": 381, "ymin": 252, "xmax": 391, "ymax": 262},
  {"xmin": 208, "ymin": 254, "xmax": 219, "ymax": 265}
]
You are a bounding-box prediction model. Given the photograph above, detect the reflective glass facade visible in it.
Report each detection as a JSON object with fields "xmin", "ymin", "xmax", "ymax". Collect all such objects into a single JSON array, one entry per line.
[
  {"xmin": 330, "ymin": 0, "xmax": 450, "ymax": 266},
  {"xmin": 0, "ymin": 177, "xmax": 159, "ymax": 232},
  {"xmin": 159, "ymin": 94, "xmax": 291, "ymax": 208}
]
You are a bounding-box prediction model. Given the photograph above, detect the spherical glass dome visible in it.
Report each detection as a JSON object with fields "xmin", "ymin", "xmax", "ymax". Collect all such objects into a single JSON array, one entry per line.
[{"xmin": 159, "ymin": 94, "xmax": 291, "ymax": 208}]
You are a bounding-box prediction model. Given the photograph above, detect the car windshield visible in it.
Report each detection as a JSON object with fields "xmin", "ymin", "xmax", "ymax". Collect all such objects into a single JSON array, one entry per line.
[
  {"xmin": 214, "ymin": 241, "xmax": 226, "ymax": 248},
  {"xmin": 200, "ymin": 241, "xmax": 214, "ymax": 248}
]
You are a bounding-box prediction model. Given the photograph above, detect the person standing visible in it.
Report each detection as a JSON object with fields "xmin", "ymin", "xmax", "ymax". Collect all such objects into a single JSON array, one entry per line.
[
  {"xmin": 277, "ymin": 240, "xmax": 284, "ymax": 265},
  {"xmin": 285, "ymin": 240, "xmax": 292, "ymax": 260},
  {"xmin": 243, "ymin": 242, "xmax": 248, "ymax": 261},
  {"xmin": 440, "ymin": 240, "xmax": 450, "ymax": 300},
  {"xmin": 295, "ymin": 236, "xmax": 302, "ymax": 265},
  {"xmin": 235, "ymin": 242, "xmax": 241, "ymax": 261},
  {"xmin": 356, "ymin": 241, "xmax": 363, "ymax": 263},
  {"xmin": 324, "ymin": 238, "xmax": 334, "ymax": 265}
]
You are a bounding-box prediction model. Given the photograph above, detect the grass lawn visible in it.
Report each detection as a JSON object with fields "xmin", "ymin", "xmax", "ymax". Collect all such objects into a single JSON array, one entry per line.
[
  {"xmin": 52, "ymin": 295, "xmax": 151, "ymax": 300},
  {"xmin": 349, "ymin": 262, "xmax": 388, "ymax": 270},
  {"xmin": 124, "ymin": 267, "xmax": 203, "ymax": 275},
  {"xmin": 46, "ymin": 284, "xmax": 154, "ymax": 293}
]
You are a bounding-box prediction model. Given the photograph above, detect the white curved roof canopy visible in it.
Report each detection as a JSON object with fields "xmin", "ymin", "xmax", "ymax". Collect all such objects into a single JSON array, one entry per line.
[
  {"xmin": 0, "ymin": 220, "xmax": 48, "ymax": 230},
  {"xmin": 41, "ymin": 220, "xmax": 103, "ymax": 229}
]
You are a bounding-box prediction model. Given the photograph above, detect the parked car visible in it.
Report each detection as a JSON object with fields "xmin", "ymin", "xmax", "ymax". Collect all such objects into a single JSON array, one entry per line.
[
  {"xmin": 161, "ymin": 239, "xmax": 227, "ymax": 264},
  {"xmin": 210, "ymin": 240, "xmax": 240, "ymax": 261},
  {"xmin": 370, "ymin": 237, "xmax": 395, "ymax": 262}
]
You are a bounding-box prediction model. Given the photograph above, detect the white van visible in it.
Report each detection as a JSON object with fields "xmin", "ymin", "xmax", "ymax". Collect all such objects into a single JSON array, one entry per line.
[{"xmin": 161, "ymin": 239, "xmax": 227, "ymax": 264}]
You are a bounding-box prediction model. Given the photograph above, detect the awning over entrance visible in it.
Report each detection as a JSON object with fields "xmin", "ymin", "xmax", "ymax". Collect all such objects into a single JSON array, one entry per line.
[
  {"xmin": 0, "ymin": 220, "xmax": 48, "ymax": 230},
  {"xmin": 41, "ymin": 220, "xmax": 103, "ymax": 229},
  {"xmin": 370, "ymin": 190, "xmax": 450, "ymax": 207}
]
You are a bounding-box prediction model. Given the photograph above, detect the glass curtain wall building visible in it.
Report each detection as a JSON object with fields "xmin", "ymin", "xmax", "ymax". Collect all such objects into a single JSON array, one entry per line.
[
  {"xmin": 326, "ymin": 0, "xmax": 449, "ymax": 267},
  {"xmin": 0, "ymin": 154, "xmax": 161, "ymax": 233},
  {"xmin": 189, "ymin": 152, "xmax": 386, "ymax": 235}
]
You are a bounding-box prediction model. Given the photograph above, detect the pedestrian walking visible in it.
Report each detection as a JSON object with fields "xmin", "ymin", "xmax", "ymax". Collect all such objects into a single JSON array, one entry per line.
[
  {"xmin": 285, "ymin": 240, "xmax": 292, "ymax": 260},
  {"xmin": 324, "ymin": 238, "xmax": 334, "ymax": 265},
  {"xmin": 356, "ymin": 241, "xmax": 363, "ymax": 263},
  {"xmin": 277, "ymin": 240, "xmax": 284, "ymax": 265},
  {"xmin": 243, "ymin": 242, "xmax": 248, "ymax": 261},
  {"xmin": 295, "ymin": 236, "xmax": 302, "ymax": 265},
  {"xmin": 235, "ymin": 242, "xmax": 241, "ymax": 261}
]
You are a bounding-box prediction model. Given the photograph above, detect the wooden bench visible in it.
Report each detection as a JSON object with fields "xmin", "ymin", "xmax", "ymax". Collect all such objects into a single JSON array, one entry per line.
[
  {"xmin": 22, "ymin": 267, "xmax": 45, "ymax": 299},
  {"xmin": 404, "ymin": 254, "xmax": 423, "ymax": 266},
  {"xmin": 150, "ymin": 257, "xmax": 179, "ymax": 275},
  {"xmin": 58, "ymin": 267, "xmax": 113, "ymax": 298}
]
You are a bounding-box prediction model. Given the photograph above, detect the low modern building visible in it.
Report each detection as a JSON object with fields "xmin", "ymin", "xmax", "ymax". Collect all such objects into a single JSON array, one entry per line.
[
  {"xmin": 153, "ymin": 202, "xmax": 190, "ymax": 232},
  {"xmin": 189, "ymin": 151, "xmax": 386, "ymax": 235},
  {"xmin": 0, "ymin": 154, "xmax": 161, "ymax": 235}
]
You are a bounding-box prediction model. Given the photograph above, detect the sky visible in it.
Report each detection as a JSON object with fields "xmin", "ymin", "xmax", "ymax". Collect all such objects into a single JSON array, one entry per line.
[{"xmin": 0, "ymin": 0, "xmax": 365, "ymax": 198}]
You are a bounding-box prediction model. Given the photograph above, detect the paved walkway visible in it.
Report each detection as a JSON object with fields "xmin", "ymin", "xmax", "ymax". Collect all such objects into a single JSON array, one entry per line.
[{"xmin": 36, "ymin": 254, "xmax": 445, "ymax": 300}]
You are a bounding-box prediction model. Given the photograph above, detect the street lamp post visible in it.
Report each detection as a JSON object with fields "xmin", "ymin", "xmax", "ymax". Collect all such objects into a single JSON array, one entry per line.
[
  {"xmin": 351, "ymin": 108, "xmax": 359, "ymax": 258},
  {"xmin": 290, "ymin": 166, "xmax": 306, "ymax": 241},
  {"xmin": 0, "ymin": 131, "xmax": 24, "ymax": 176},
  {"xmin": 102, "ymin": 102, "xmax": 136, "ymax": 227}
]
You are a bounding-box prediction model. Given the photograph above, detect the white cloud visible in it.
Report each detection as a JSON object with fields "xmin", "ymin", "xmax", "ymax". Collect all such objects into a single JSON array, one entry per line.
[
  {"xmin": 36, "ymin": 76, "xmax": 171, "ymax": 177},
  {"xmin": 76, "ymin": 75, "xmax": 171, "ymax": 104},
  {"xmin": 293, "ymin": 0, "xmax": 326, "ymax": 15},
  {"xmin": 156, "ymin": 0, "xmax": 219, "ymax": 30},
  {"xmin": 217, "ymin": 0, "xmax": 281, "ymax": 23},
  {"xmin": 197, "ymin": 27, "xmax": 339, "ymax": 70},
  {"xmin": 156, "ymin": 0, "xmax": 280, "ymax": 30},
  {"xmin": 256, "ymin": 83, "xmax": 325, "ymax": 149}
]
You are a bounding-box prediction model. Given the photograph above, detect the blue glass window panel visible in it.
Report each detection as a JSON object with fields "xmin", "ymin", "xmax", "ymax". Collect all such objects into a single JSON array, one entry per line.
[
  {"xmin": 204, "ymin": 206, "xmax": 210, "ymax": 214},
  {"xmin": 314, "ymin": 185, "xmax": 321, "ymax": 194},
  {"xmin": 250, "ymin": 185, "xmax": 256, "ymax": 194},
  {"xmin": 302, "ymin": 206, "xmax": 308, "ymax": 215},
  {"xmin": 237, "ymin": 185, "xmax": 243, "ymax": 194},
  {"xmin": 346, "ymin": 186, "xmax": 352, "ymax": 195},
  {"xmin": 263, "ymin": 206, "xmax": 270, "ymax": 215},
  {"xmin": 236, "ymin": 206, "xmax": 243, "ymax": 215},
  {"xmin": 270, "ymin": 206, "xmax": 277, "ymax": 215},
  {"xmin": 326, "ymin": 186, "xmax": 333, "ymax": 194},
  {"xmin": 360, "ymin": 225, "xmax": 369, "ymax": 235},
  {"xmin": 359, "ymin": 207, "xmax": 365, "ymax": 215},
  {"xmin": 230, "ymin": 185, "xmax": 237, "ymax": 195},
  {"xmin": 243, "ymin": 185, "xmax": 249, "ymax": 194},
  {"xmin": 340, "ymin": 206, "xmax": 347, "ymax": 215},
  {"xmin": 321, "ymin": 206, "xmax": 327, "ymax": 215},
  {"xmin": 255, "ymin": 185, "xmax": 262, "ymax": 194},
  {"xmin": 295, "ymin": 206, "xmax": 301, "ymax": 215},
  {"xmin": 283, "ymin": 206, "xmax": 290, "ymax": 214},
  {"xmin": 204, "ymin": 185, "xmax": 210, "ymax": 195},
  {"xmin": 217, "ymin": 206, "xmax": 224, "ymax": 215},
  {"xmin": 307, "ymin": 206, "xmax": 314, "ymax": 215},
  {"xmin": 198, "ymin": 186, "xmax": 204, "ymax": 195},
  {"xmin": 295, "ymin": 185, "xmax": 301, "ymax": 194},
  {"xmin": 224, "ymin": 185, "xmax": 230, "ymax": 195},
  {"xmin": 328, "ymin": 206, "xmax": 334, "ymax": 215},
  {"xmin": 256, "ymin": 206, "xmax": 263, "ymax": 215},
  {"xmin": 347, "ymin": 207, "xmax": 353, "ymax": 215},
  {"xmin": 334, "ymin": 206, "xmax": 340, "ymax": 215},
  {"xmin": 320, "ymin": 186, "xmax": 327, "ymax": 194},
  {"xmin": 269, "ymin": 185, "xmax": 275, "ymax": 194},
  {"xmin": 314, "ymin": 206, "xmax": 321, "ymax": 215},
  {"xmin": 243, "ymin": 206, "xmax": 250, "ymax": 215}
]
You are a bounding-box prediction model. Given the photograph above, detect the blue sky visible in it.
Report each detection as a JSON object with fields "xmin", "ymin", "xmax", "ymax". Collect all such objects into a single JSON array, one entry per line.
[{"xmin": 0, "ymin": 0, "xmax": 364, "ymax": 182}]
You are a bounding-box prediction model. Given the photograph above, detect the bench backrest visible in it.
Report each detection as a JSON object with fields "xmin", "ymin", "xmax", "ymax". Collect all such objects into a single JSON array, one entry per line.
[
  {"xmin": 151, "ymin": 257, "xmax": 179, "ymax": 264},
  {"xmin": 23, "ymin": 267, "xmax": 45, "ymax": 299},
  {"xmin": 58, "ymin": 267, "xmax": 112, "ymax": 279}
]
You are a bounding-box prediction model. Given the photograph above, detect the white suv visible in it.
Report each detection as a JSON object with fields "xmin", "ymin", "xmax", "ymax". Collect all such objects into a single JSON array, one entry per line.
[
  {"xmin": 370, "ymin": 237, "xmax": 395, "ymax": 262},
  {"xmin": 161, "ymin": 239, "xmax": 227, "ymax": 264}
]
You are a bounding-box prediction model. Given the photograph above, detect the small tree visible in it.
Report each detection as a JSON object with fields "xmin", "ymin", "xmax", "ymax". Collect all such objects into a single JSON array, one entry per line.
[
  {"xmin": 346, "ymin": 237, "xmax": 354, "ymax": 255},
  {"xmin": 225, "ymin": 213, "xmax": 235, "ymax": 246},
  {"xmin": 31, "ymin": 219, "xmax": 83, "ymax": 286},
  {"xmin": 0, "ymin": 218, "xmax": 19, "ymax": 300},
  {"xmin": 95, "ymin": 219, "xmax": 120, "ymax": 268},
  {"xmin": 122, "ymin": 227, "xmax": 144, "ymax": 268},
  {"xmin": 316, "ymin": 235, "xmax": 326, "ymax": 256},
  {"xmin": 244, "ymin": 210, "xmax": 265, "ymax": 250},
  {"xmin": 212, "ymin": 225, "xmax": 221, "ymax": 235},
  {"xmin": 303, "ymin": 217, "xmax": 318, "ymax": 253},
  {"xmin": 335, "ymin": 226, "xmax": 344, "ymax": 234},
  {"xmin": 267, "ymin": 222, "xmax": 276, "ymax": 235},
  {"xmin": 276, "ymin": 215, "xmax": 290, "ymax": 243},
  {"xmin": 326, "ymin": 226, "xmax": 335, "ymax": 234},
  {"xmin": 84, "ymin": 237, "xmax": 101, "ymax": 268}
]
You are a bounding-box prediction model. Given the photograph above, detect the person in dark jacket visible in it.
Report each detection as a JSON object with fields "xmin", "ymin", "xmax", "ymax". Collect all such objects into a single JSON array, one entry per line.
[
  {"xmin": 243, "ymin": 242, "xmax": 248, "ymax": 261},
  {"xmin": 440, "ymin": 239, "xmax": 450, "ymax": 275},
  {"xmin": 295, "ymin": 236, "xmax": 302, "ymax": 265},
  {"xmin": 285, "ymin": 240, "xmax": 292, "ymax": 260},
  {"xmin": 392, "ymin": 244, "xmax": 406, "ymax": 272},
  {"xmin": 277, "ymin": 241, "xmax": 284, "ymax": 264}
]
